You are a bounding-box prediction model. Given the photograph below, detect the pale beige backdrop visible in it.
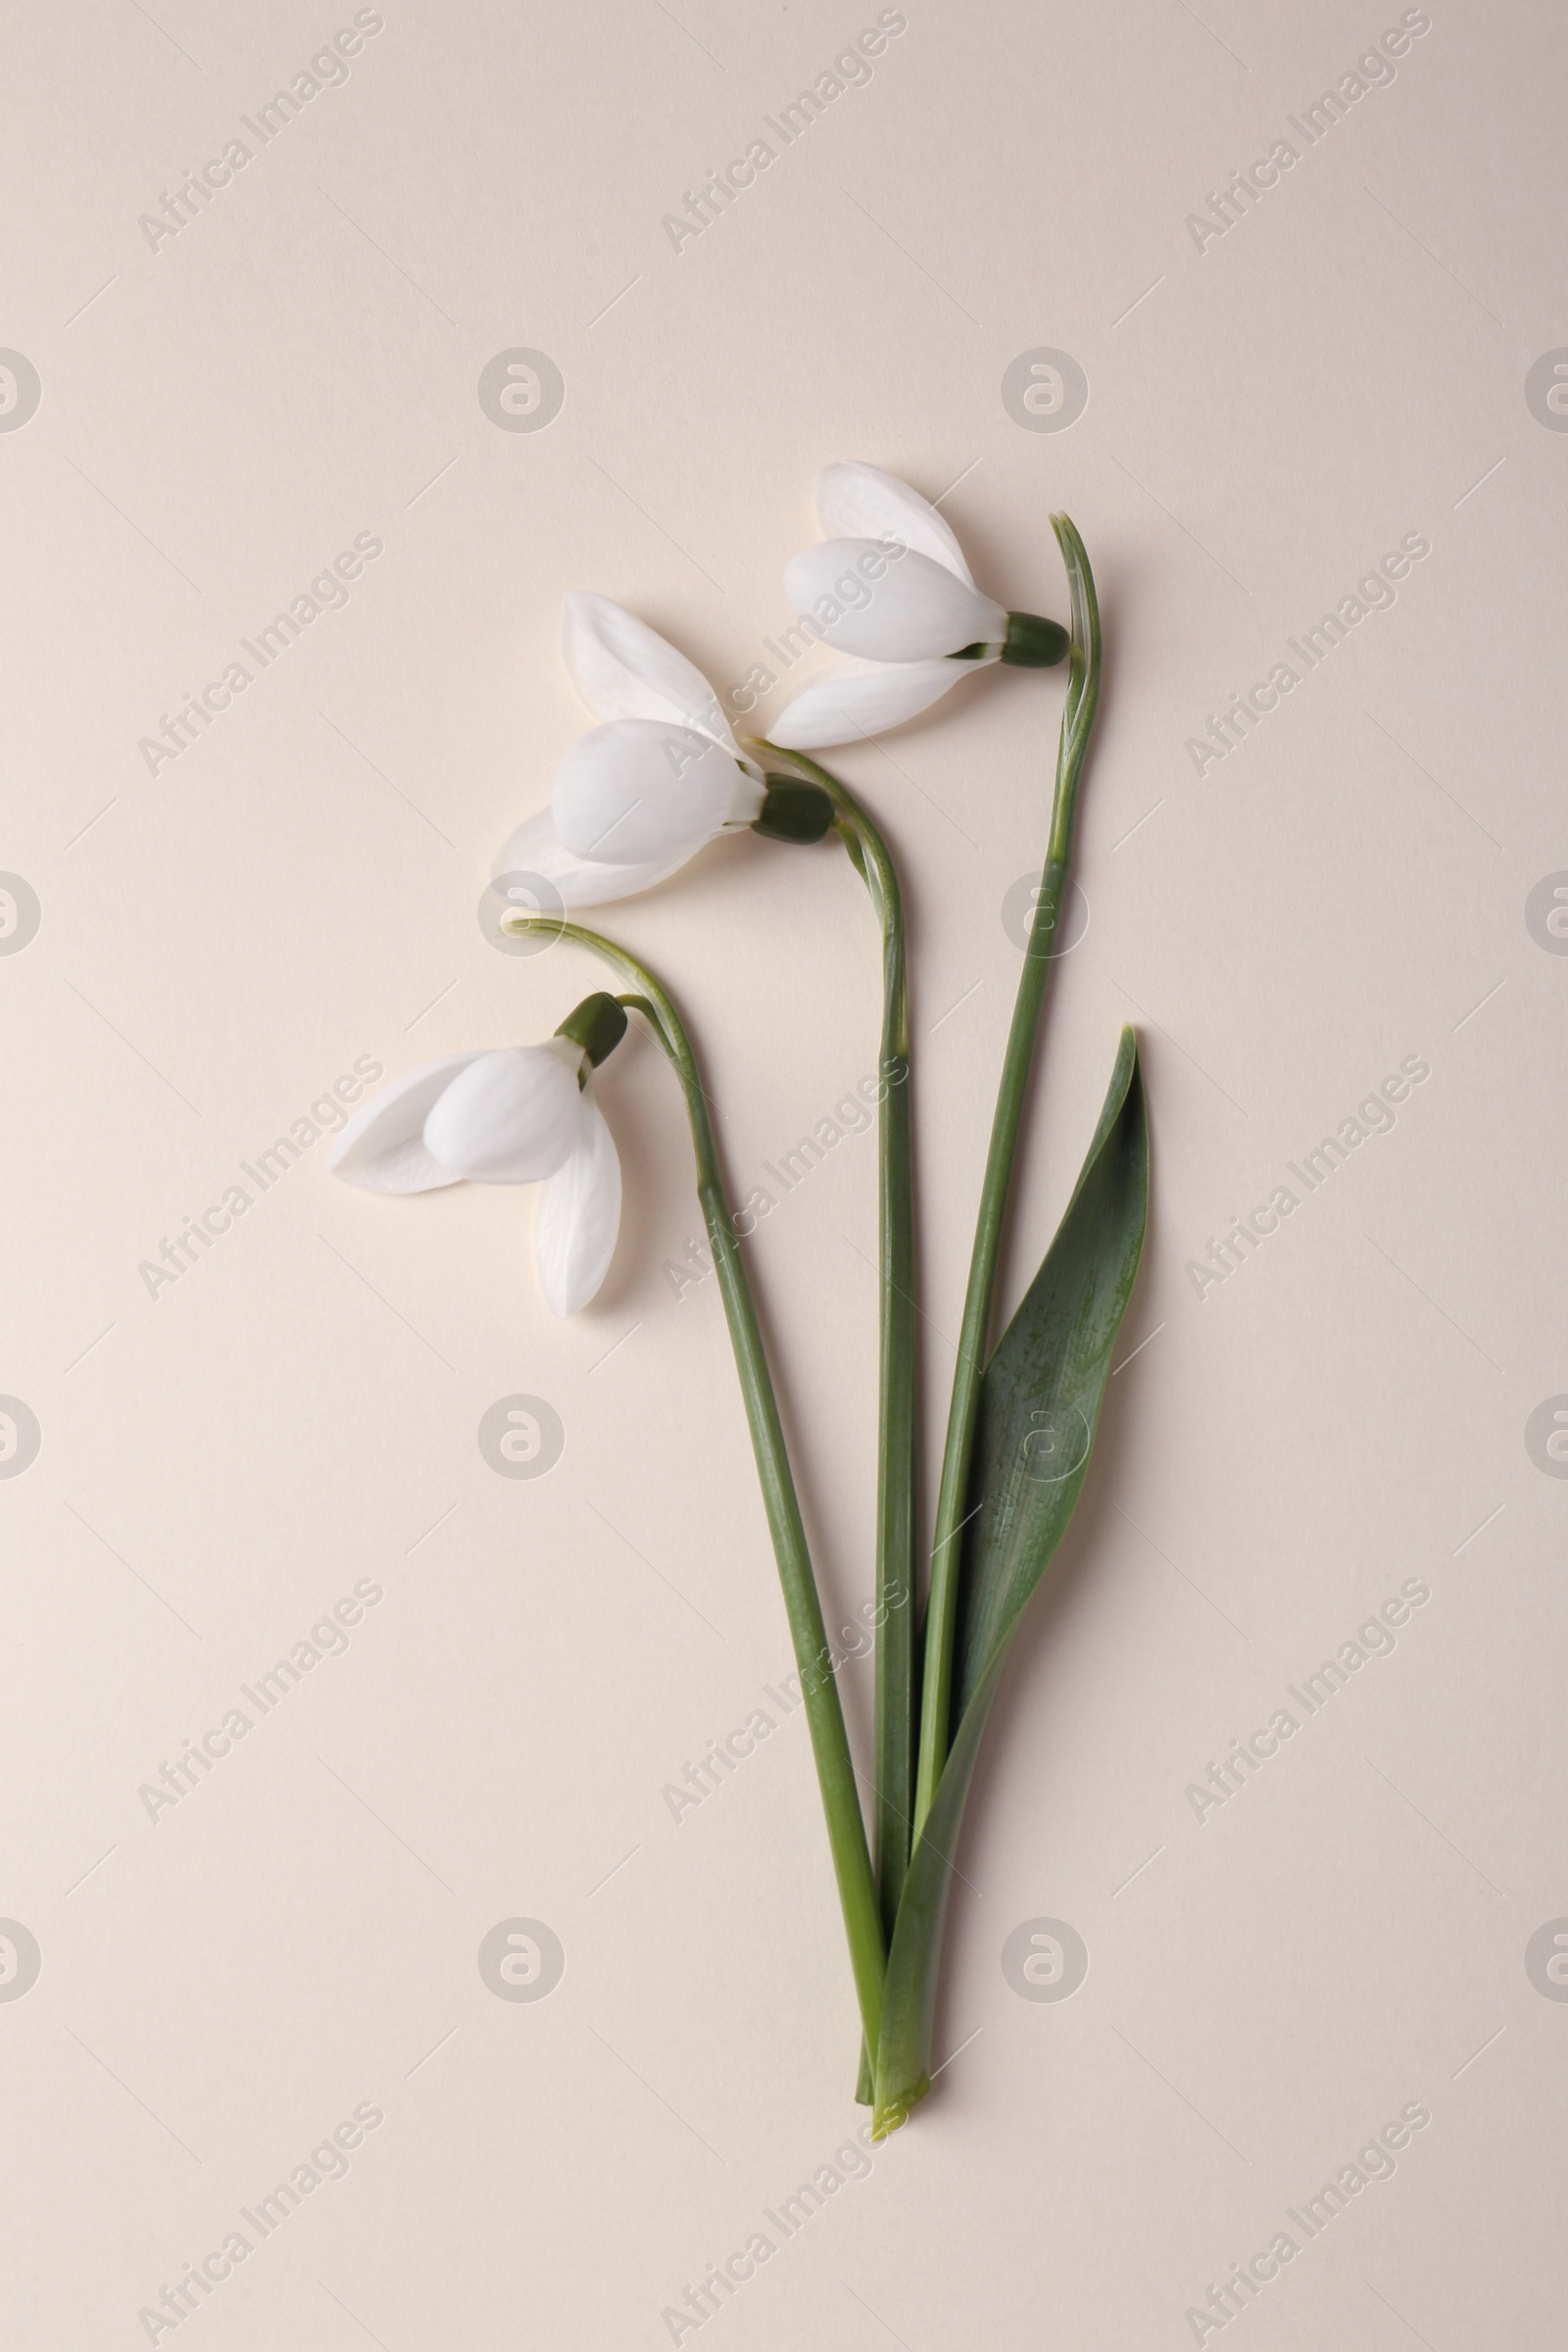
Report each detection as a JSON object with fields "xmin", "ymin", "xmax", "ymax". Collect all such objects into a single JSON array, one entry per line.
[{"xmin": 2, "ymin": 1, "xmax": 1565, "ymax": 2344}]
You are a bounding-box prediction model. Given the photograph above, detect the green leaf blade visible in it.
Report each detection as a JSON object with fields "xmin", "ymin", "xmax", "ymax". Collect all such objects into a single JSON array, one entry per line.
[
  {"xmin": 872, "ymin": 1028, "xmax": 1148, "ymax": 2133},
  {"xmin": 956, "ymin": 1025, "xmax": 1148, "ymax": 1710}
]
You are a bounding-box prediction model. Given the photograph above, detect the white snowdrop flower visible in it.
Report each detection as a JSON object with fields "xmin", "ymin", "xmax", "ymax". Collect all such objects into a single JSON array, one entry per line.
[
  {"xmin": 329, "ymin": 995, "xmax": 628, "ymax": 1316},
  {"xmin": 769, "ymin": 462, "xmax": 1068, "ymax": 750},
  {"xmin": 493, "ymin": 596, "xmax": 832, "ymax": 910}
]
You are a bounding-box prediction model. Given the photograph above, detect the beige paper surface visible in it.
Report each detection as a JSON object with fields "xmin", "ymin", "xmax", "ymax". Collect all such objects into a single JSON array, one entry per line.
[{"xmin": 2, "ymin": 2, "xmax": 1564, "ymax": 2342}]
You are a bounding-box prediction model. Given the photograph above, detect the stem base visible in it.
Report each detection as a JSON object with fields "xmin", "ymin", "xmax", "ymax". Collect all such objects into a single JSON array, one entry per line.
[{"xmin": 870, "ymin": 2074, "xmax": 930, "ymax": 2140}]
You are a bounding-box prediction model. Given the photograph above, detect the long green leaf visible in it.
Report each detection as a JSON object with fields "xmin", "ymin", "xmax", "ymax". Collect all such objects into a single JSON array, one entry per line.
[{"xmin": 872, "ymin": 1028, "xmax": 1148, "ymax": 2133}]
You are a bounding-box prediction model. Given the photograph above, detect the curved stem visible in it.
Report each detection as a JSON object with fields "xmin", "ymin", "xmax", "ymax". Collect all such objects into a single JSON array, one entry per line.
[
  {"xmin": 911, "ymin": 514, "xmax": 1102, "ymax": 1836},
  {"xmin": 752, "ymin": 741, "xmax": 917, "ymax": 1971},
  {"xmin": 506, "ymin": 918, "xmax": 886, "ymax": 2057}
]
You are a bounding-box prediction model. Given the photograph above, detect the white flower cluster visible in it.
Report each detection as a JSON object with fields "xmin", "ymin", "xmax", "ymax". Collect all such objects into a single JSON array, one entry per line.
[{"xmin": 333, "ymin": 465, "xmax": 1062, "ymax": 1316}]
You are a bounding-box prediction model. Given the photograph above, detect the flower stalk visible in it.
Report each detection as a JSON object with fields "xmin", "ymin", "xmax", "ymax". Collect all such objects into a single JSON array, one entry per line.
[
  {"xmin": 751, "ymin": 742, "xmax": 917, "ymax": 1982},
  {"xmin": 912, "ymin": 513, "xmax": 1102, "ymax": 1835},
  {"xmin": 503, "ymin": 913, "xmax": 888, "ymax": 2059}
]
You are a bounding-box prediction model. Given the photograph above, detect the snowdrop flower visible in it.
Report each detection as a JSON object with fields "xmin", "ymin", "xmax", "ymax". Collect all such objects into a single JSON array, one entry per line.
[
  {"xmin": 493, "ymin": 595, "xmax": 833, "ymax": 911},
  {"xmin": 329, "ymin": 994, "xmax": 628, "ymax": 1316},
  {"xmin": 768, "ymin": 463, "xmax": 1069, "ymax": 750}
]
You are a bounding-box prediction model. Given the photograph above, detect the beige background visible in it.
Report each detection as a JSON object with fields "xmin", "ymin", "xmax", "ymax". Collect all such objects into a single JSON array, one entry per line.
[{"xmin": 2, "ymin": 0, "xmax": 1565, "ymax": 2342}]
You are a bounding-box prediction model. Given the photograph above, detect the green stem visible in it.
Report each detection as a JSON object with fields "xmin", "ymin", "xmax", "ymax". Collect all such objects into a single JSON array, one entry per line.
[
  {"xmin": 911, "ymin": 514, "xmax": 1102, "ymax": 1838},
  {"xmin": 752, "ymin": 742, "xmax": 916, "ymax": 1955},
  {"xmin": 504, "ymin": 918, "xmax": 886, "ymax": 2058}
]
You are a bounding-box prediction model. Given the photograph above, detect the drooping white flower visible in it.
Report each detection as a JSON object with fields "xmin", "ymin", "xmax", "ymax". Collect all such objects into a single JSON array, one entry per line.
[
  {"xmin": 493, "ymin": 596, "xmax": 774, "ymax": 909},
  {"xmin": 768, "ymin": 463, "xmax": 1067, "ymax": 750},
  {"xmin": 329, "ymin": 999, "xmax": 628, "ymax": 1316}
]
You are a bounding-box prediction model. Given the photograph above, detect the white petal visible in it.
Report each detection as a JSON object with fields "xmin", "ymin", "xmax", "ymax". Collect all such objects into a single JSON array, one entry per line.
[
  {"xmin": 491, "ymin": 808, "xmax": 694, "ymax": 908},
  {"xmin": 553, "ymin": 719, "xmax": 762, "ymax": 865},
  {"xmin": 422, "ymin": 1044, "xmax": 586, "ymax": 1185},
  {"xmin": 784, "ymin": 542, "xmax": 1007, "ymax": 662},
  {"xmin": 562, "ymin": 593, "xmax": 743, "ymax": 757},
  {"xmin": 768, "ymin": 657, "xmax": 994, "ymax": 750},
  {"xmin": 535, "ymin": 1093, "xmax": 621, "ymax": 1315},
  {"xmin": 815, "ymin": 462, "xmax": 974, "ymax": 582},
  {"xmin": 330, "ymin": 1053, "xmax": 490, "ymax": 1193}
]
